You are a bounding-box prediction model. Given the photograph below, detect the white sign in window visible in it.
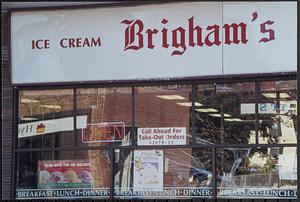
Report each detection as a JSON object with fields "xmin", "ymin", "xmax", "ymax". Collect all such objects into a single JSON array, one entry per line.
[{"xmin": 137, "ymin": 127, "xmax": 186, "ymax": 145}]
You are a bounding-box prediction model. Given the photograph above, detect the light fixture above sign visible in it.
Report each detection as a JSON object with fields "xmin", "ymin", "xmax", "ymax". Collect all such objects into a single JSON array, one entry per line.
[
  {"xmin": 21, "ymin": 98, "xmax": 39, "ymax": 103},
  {"xmin": 156, "ymin": 95, "xmax": 186, "ymax": 100},
  {"xmin": 208, "ymin": 113, "xmax": 231, "ymax": 117},
  {"xmin": 195, "ymin": 108, "xmax": 219, "ymax": 113},
  {"xmin": 20, "ymin": 117, "xmax": 38, "ymax": 121},
  {"xmin": 176, "ymin": 102, "xmax": 203, "ymax": 107},
  {"xmin": 262, "ymin": 93, "xmax": 290, "ymax": 99},
  {"xmin": 40, "ymin": 104, "xmax": 61, "ymax": 109}
]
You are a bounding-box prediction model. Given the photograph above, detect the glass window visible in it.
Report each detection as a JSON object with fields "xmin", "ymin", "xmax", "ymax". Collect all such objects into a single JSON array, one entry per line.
[
  {"xmin": 76, "ymin": 87, "xmax": 132, "ymax": 147},
  {"xmin": 194, "ymin": 82, "xmax": 256, "ymax": 144},
  {"xmin": 18, "ymin": 90, "xmax": 74, "ymax": 149},
  {"xmin": 258, "ymin": 80, "xmax": 297, "ymax": 144},
  {"xmin": 114, "ymin": 148, "xmax": 212, "ymax": 199},
  {"xmin": 135, "ymin": 85, "xmax": 192, "ymax": 145},
  {"xmin": 221, "ymin": 82, "xmax": 256, "ymax": 144},
  {"xmin": 194, "ymin": 84, "xmax": 221, "ymax": 144},
  {"xmin": 16, "ymin": 150, "xmax": 111, "ymax": 199},
  {"xmin": 15, "ymin": 79, "xmax": 297, "ymax": 200},
  {"xmin": 217, "ymin": 146, "xmax": 297, "ymax": 199}
]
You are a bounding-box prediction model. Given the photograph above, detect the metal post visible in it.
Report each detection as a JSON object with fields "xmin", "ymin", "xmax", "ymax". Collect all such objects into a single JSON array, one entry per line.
[
  {"xmin": 192, "ymin": 85, "xmax": 196, "ymax": 144},
  {"xmin": 255, "ymin": 82, "xmax": 260, "ymax": 144}
]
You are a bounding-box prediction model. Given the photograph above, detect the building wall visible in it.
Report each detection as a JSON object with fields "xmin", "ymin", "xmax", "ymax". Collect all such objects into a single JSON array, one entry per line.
[{"xmin": 2, "ymin": 11, "xmax": 13, "ymax": 199}]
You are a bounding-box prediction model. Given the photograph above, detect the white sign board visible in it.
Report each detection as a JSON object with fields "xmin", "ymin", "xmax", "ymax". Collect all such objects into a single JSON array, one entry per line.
[
  {"xmin": 278, "ymin": 154, "xmax": 297, "ymax": 180},
  {"xmin": 11, "ymin": 2, "xmax": 296, "ymax": 84},
  {"xmin": 241, "ymin": 103, "xmax": 292, "ymax": 114},
  {"xmin": 137, "ymin": 127, "xmax": 186, "ymax": 145},
  {"xmin": 18, "ymin": 115, "xmax": 87, "ymax": 138},
  {"xmin": 133, "ymin": 150, "xmax": 164, "ymax": 191}
]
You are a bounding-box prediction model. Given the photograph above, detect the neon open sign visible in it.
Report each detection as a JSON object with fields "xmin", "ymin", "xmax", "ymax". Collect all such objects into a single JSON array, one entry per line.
[{"xmin": 82, "ymin": 122, "xmax": 125, "ymax": 143}]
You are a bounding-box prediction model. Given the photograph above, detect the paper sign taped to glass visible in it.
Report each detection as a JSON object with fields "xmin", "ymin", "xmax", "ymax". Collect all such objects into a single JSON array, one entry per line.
[
  {"xmin": 133, "ymin": 150, "xmax": 164, "ymax": 192},
  {"xmin": 38, "ymin": 160, "xmax": 94, "ymax": 189},
  {"xmin": 278, "ymin": 153, "xmax": 297, "ymax": 180}
]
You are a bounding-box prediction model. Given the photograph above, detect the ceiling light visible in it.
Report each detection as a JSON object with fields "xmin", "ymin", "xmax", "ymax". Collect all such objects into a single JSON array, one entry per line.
[
  {"xmin": 176, "ymin": 102, "xmax": 203, "ymax": 107},
  {"xmin": 195, "ymin": 108, "xmax": 218, "ymax": 113},
  {"xmin": 224, "ymin": 118, "xmax": 243, "ymax": 122},
  {"xmin": 40, "ymin": 104, "xmax": 61, "ymax": 109},
  {"xmin": 262, "ymin": 93, "xmax": 290, "ymax": 99},
  {"xmin": 156, "ymin": 95, "xmax": 186, "ymax": 100},
  {"xmin": 208, "ymin": 113, "xmax": 231, "ymax": 117},
  {"xmin": 21, "ymin": 98, "xmax": 39, "ymax": 103},
  {"xmin": 20, "ymin": 117, "xmax": 38, "ymax": 121}
]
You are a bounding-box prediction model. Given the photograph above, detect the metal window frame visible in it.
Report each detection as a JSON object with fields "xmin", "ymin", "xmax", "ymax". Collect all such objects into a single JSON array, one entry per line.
[{"xmin": 12, "ymin": 74, "xmax": 298, "ymax": 201}]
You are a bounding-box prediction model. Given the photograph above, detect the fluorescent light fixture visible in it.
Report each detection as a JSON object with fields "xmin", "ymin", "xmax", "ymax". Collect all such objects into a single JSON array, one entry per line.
[
  {"xmin": 208, "ymin": 113, "xmax": 231, "ymax": 117},
  {"xmin": 21, "ymin": 98, "xmax": 39, "ymax": 103},
  {"xmin": 156, "ymin": 95, "xmax": 186, "ymax": 100},
  {"xmin": 224, "ymin": 118, "xmax": 243, "ymax": 122},
  {"xmin": 20, "ymin": 117, "xmax": 38, "ymax": 121},
  {"xmin": 195, "ymin": 108, "xmax": 218, "ymax": 113},
  {"xmin": 262, "ymin": 93, "xmax": 290, "ymax": 99},
  {"xmin": 176, "ymin": 102, "xmax": 203, "ymax": 107},
  {"xmin": 40, "ymin": 104, "xmax": 61, "ymax": 109}
]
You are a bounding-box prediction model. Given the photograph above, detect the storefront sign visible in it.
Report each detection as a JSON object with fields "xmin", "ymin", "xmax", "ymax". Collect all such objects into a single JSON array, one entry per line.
[
  {"xmin": 115, "ymin": 187, "xmax": 297, "ymax": 199},
  {"xmin": 133, "ymin": 150, "xmax": 164, "ymax": 191},
  {"xmin": 115, "ymin": 187, "xmax": 212, "ymax": 198},
  {"xmin": 137, "ymin": 127, "xmax": 186, "ymax": 145},
  {"xmin": 38, "ymin": 160, "xmax": 94, "ymax": 189},
  {"xmin": 81, "ymin": 122, "xmax": 125, "ymax": 143},
  {"xmin": 217, "ymin": 188, "xmax": 297, "ymax": 199},
  {"xmin": 18, "ymin": 115, "xmax": 87, "ymax": 138},
  {"xmin": 16, "ymin": 188, "xmax": 110, "ymax": 199},
  {"xmin": 11, "ymin": 2, "xmax": 296, "ymax": 84},
  {"xmin": 16, "ymin": 187, "xmax": 297, "ymax": 199}
]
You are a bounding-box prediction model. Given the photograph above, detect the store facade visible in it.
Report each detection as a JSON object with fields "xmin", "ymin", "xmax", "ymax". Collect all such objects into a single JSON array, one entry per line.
[{"xmin": 2, "ymin": 1, "xmax": 298, "ymax": 200}]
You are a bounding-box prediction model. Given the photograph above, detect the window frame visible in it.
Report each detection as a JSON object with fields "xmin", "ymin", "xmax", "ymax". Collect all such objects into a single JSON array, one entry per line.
[{"xmin": 12, "ymin": 73, "xmax": 298, "ymax": 200}]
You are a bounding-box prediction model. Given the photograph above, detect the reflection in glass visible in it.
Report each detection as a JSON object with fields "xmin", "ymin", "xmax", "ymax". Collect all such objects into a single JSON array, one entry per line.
[
  {"xmin": 76, "ymin": 88, "xmax": 132, "ymax": 146},
  {"xmin": 259, "ymin": 80, "xmax": 297, "ymax": 144},
  {"xmin": 136, "ymin": 85, "xmax": 192, "ymax": 144},
  {"xmin": 114, "ymin": 148, "xmax": 212, "ymax": 199},
  {"xmin": 18, "ymin": 90, "xmax": 74, "ymax": 149},
  {"xmin": 217, "ymin": 147, "xmax": 297, "ymax": 199},
  {"xmin": 195, "ymin": 83, "xmax": 256, "ymax": 144}
]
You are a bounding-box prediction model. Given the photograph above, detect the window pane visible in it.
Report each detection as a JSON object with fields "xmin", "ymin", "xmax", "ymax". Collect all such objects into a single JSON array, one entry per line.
[
  {"xmin": 136, "ymin": 85, "xmax": 192, "ymax": 145},
  {"xmin": 114, "ymin": 148, "xmax": 212, "ymax": 199},
  {"xmin": 194, "ymin": 84, "xmax": 220, "ymax": 144},
  {"xmin": 18, "ymin": 89, "xmax": 74, "ymax": 149},
  {"xmin": 217, "ymin": 147, "xmax": 297, "ymax": 199},
  {"xmin": 258, "ymin": 80, "xmax": 297, "ymax": 144},
  {"xmin": 221, "ymin": 82, "xmax": 256, "ymax": 144},
  {"xmin": 76, "ymin": 87, "xmax": 132, "ymax": 147},
  {"xmin": 16, "ymin": 150, "xmax": 111, "ymax": 199},
  {"xmin": 195, "ymin": 83, "xmax": 255, "ymax": 144}
]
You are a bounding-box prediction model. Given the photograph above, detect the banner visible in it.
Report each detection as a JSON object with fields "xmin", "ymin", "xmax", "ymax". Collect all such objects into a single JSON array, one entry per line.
[
  {"xmin": 133, "ymin": 150, "xmax": 164, "ymax": 191},
  {"xmin": 18, "ymin": 115, "xmax": 87, "ymax": 138},
  {"xmin": 16, "ymin": 188, "xmax": 110, "ymax": 199},
  {"xmin": 15, "ymin": 187, "xmax": 297, "ymax": 199},
  {"xmin": 114, "ymin": 187, "xmax": 297, "ymax": 199},
  {"xmin": 38, "ymin": 160, "xmax": 94, "ymax": 189},
  {"xmin": 11, "ymin": 2, "xmax": 296, "ymax": 84},
  {"xmin": 137, "ymin": 127, "xmax": 186, "ymax": 145}
]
